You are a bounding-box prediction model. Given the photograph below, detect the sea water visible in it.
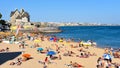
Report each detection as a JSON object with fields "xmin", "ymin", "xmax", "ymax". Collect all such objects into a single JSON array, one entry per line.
[{"xmin": 47, "ymin": 26, "xmax": 120, "ymax": 48}]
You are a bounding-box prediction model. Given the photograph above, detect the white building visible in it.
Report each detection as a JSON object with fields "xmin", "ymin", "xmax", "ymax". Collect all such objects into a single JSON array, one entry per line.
[{"xmin": 10, "ymin": 9, "xmax": 30, "ymax": 25}]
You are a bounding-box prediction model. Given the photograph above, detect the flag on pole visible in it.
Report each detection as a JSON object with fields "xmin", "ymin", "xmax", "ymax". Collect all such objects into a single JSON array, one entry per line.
[{"xmin": 15, "ymin": 24, "xmax": 21, "ymax": 36}]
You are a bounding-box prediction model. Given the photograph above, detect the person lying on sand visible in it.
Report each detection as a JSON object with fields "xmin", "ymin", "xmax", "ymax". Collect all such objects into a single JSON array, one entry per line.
[
  {"xmin": 70, "ymin": 44, "xmax": 78, "ymax": 48},
  {"xmin": 76, "ymin": 52, "xmax": 89, "ymax": 58},
  {"xmin": 37, "ymin": 49, "xmax": 48, "ymax": 54},
  {"xmin": 77, "ymin": 47, "xmax": 86, "ymax": 52},
  {"xmin": 38, "ymin": 57, "xmax": 57, "ymax": 65},
  {"xmin": 63, "ymin": 51, "xmax": 75, "ymax": 57},
  {"xmin": 65, "ymin": 61, "xmax": 84, "ymax": 68},
  {"xmin": 49, "ymin": 55, "xmax": 62, "ymax": 60},
  {"xmin": 113, "ymin": 51, "xmax": 120, "ymax": 58},
  {"xmin": 0, "ymin": 49, "xmax": 5, "ymax": 52},
  {"xmin": 0, "ymin": 47, "xmax": 9, "ymax": 52},
  {"xmin": 112, "ymin": 62, "xmax": 120, "ymax": 68},
  {"xmin": 87, "ymin": 52, "xmax": 97, "ymax": 56},
  {"xmin": 10, "ymin": 58, "xmax": 22, "ymax": 66}
]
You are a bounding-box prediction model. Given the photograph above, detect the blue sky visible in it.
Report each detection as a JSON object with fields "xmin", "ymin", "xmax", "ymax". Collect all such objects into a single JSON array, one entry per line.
[{"xmin": 0, "ymin": 0, "xmax": 120, "ymax": 24}]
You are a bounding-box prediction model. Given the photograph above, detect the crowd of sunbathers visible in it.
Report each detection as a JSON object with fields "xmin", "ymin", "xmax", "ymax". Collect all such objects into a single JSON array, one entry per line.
[
  {"xmin": 62, "ymin": 47, "xmax": 96, "ymax": 58},
  {"xmin": 1, "ymin": 33, "xmax": 120, "ymax": 68}
]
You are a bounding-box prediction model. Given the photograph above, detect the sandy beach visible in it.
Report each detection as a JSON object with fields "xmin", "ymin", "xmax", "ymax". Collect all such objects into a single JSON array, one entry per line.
[
  {"xmin": 0, "ymin": 35, "xmax": 120, "ymax": 68},
  {"xmin": 1, "ymin": 0, "xmax": 120, "ymax": 68}
]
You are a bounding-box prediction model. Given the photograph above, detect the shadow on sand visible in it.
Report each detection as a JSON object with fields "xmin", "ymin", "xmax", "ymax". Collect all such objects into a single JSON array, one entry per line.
[{"xmin": 0, "ymin": 52, "xmax": 22, "ymax": 65}]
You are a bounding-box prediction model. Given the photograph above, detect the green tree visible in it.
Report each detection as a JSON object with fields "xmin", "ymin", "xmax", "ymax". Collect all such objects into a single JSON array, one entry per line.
[
  {"xmin": 0, "ymin": 13, "xmax": 6, "ymax": 25},
  {"xmin": 0, "ymin": 13, "xmax": 2, "ymax": 19},
  {"xmin": 0, "ymin": 19, "xmax": 6, "ymax": 25}
]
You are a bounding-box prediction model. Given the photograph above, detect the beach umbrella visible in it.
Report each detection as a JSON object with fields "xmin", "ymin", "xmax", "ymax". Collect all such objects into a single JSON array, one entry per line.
[
  {"xmin": 50, "ymin": 37, "xmax": 54, "ymax": 41},
  {"xmin": 34, "ymin": 39, "xmax": 41, "ymax": 43},
  {"xmin": 80, "ymin": 41, "xmax": 83, "ymax": 44},
  {"xmin": 37, "ymin": 47, "xmax": 43, "ymax": 51},
  {"xmin": 22, "ymin": 54, "xmax": 31, "ymax": 58},
  {"xmin": 10, "ymin": 26, "xmax": 17, "ymax": 30},
  {"xmin": 103, "ymin": 54, "xmax": 112, "ymax": 59},
  {"xmin": 82, "ymin": 42, "xmax": 91, "ymax": 46},
  {"xmin": 59, "ymin": 39, "xmax": 63, "ymax": 42},
  {"xmin": 47, "ymin": 51, "xmax": 56, "ymax": 56}
]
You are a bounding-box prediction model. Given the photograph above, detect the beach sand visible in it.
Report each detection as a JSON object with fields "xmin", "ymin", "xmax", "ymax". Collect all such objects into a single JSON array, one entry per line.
[{"xmin": 0, "ymin": 39, "xmax": 120, "ymax": 68}]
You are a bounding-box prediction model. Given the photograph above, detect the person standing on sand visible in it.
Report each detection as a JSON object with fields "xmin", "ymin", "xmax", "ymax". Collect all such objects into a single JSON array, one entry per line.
[
  {"xmin": 19, "ymin": 41, "xmax": 25, "ymax": 49},
  {"xmin": 53, "ymin": 36, "xmax": 57, "ymax": 42},
  {"xmin": 58, "ymin": 55, "xmax": 62, "ymax": 60},
  {"xmin": 79, "ymin": 40, "xmax": 84, "ymax": 47},
  {"xmin": 44, "ymin": 57, "xmax": 48, "ymax": 63},
  {"xmin": 27, "ymin": 33, "xmax": 31, "ymax": 40},
  {"xmin": 9, "ymin": 35, "xmax": 15, "ymax": 44},
  {"xmin": 43, "ymin": 62, "xmax": 47, "ymax": 68}
]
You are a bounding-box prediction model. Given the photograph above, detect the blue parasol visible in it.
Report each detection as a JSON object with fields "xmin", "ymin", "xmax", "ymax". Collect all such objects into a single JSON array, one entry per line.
[
  {"xmin": 47, "ymin": 51, "xmax": 56, "ymax": 56},
  {"xmin": 50, "ymin": 37, "xmax": 54, "ymax": 41},
  {"xmin": 37, "ymin": 48, "xmax": 43, "ymax": 51}
]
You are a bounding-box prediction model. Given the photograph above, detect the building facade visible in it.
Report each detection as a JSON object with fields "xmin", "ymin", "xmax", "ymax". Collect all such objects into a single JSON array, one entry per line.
[{"xmin": 10, "ymin": 9, "xmax": 30, "ymax": 25}]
